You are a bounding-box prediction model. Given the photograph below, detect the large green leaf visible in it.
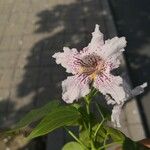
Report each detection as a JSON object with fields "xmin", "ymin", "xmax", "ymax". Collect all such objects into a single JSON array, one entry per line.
[
  {"xmin": 27, "ymin": 106, "xmax": 81, "ymax": 140},
  {"xmin": 92, "ymin": 124, "xmax": 106, "ymax": 143},
  {"xmin": 79, "ymin": 128, "xmax": 90, "ymax": 147},
  {"xmin": 105, "ymin": 126, "xmax": 125, "ymax": 143},
  {"xmin": 62, "ymin": 142, "xmax": 84, "ymax": 150},
  {"xmin": 14, "ymin": 100, "xmax": 60, "ymax": 129}
]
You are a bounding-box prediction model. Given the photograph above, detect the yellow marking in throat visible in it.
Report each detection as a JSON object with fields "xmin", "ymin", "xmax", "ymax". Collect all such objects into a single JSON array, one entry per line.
[
  {"xmin": 79, "ymin": 66, "xmax": 97, "ymax": 80},
  {"xmin": 89, "ymin": 72, "xmax": 97, "ymax": 80},
  {"xmin": 79, "ymin": 67, "xmax": 84, "ymax": 73}
]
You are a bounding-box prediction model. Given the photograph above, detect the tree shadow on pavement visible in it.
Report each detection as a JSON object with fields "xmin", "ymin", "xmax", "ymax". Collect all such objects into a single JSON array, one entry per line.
[{"xmin": 0, "ymin": 0, "xmax": 111, "ymax": 149}]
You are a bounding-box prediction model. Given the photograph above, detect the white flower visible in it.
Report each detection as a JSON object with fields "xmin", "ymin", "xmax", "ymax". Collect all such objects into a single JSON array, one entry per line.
[
  {"xmin": 53, "ymin": 24, "xmax": 147, "ymax": 126},
  {"xmin": 111, "ymin": 104, "xmax": 122, "ymax": 128},
  {"xmin": 53, "ymin": 24, "xmax": 127, "ymax": 103},
  {"xmin": 106, "ymin": 83, "xmax": 147, "ymax": 127}
]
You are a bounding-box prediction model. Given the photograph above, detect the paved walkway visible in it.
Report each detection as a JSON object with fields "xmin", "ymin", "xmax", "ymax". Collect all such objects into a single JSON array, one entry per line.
[
  {"xmin": 0, "ymin": 0, "xmax": 146, "ymax": 149},
  {"xmin": 0, "ymin": 0, "xmax": 110, "ymax": 126}
]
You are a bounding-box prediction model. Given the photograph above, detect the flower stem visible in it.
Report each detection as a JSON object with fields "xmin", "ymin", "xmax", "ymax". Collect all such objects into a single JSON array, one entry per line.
[
  {"xmin": 103, "ymin": 132, "xmax": 109, "ymax": 150},
  {"xmin": 84, "ymin": 89, "xmax": 99, "ymax": 149},
  {"xmin": 94, "ymin": 102, "xmax": 105, "ymax": 141},
  {"xmin": 85, "ymin": 97, "xmax": 91, "ymax": 136},
  {"xmin": 85, "ymin": 95, "xmax": 96, "ymax": 149},
  {"xmin": 91, "ymin": 140, "xmax": 97, "ymax": 150},
  {"xmin": 94, "ymin": 119, "xmax": 104, "ymax": 141},
  {"xmin": 64, "ymin": 127, "xmax": 88, "ymax": 149}
]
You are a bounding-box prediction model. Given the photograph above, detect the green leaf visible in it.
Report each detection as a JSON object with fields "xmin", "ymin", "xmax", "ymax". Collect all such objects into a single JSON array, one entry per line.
[
  {"xmin": 92, "ymin": 124, "xmax": 106, "ymax": 143},
  {"xmin": 105, "ymin": 126, "xmax": 125, "ymax": 142},
  {"xmin": 71, "ymin": 103, "xmax": 81, "ymax": 110},
  {"xmin": 28, "ymin": 106, "xmax": 81, "ymax": 140},
  {"xmin": 62, "ymin": 142, "xmax": 84, "ymax": 150},
  {"xmin": 79, "ymin": 128, "xmax": 91, "ymax": 147},
  {"xmin": 4, "ymin": 100, "xmax": 60, "ymax": 137},
  {"xmin": 14, "ymin": 100, "xmax": 60, "ymax": 129}
]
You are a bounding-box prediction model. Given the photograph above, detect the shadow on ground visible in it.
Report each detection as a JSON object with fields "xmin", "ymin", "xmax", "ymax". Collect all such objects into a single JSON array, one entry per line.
[{"xmin": 0, "ymin": 0, "xmax": 109, "ymax": 149}]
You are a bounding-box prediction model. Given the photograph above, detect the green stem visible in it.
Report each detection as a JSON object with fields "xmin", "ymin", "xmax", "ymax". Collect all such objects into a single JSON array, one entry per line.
[
  {"xmin": 93, "ymin": 90, "xmax": 98, "ymax": 97},
  {"xmin": 85, "ymin": 93, "xmax": 95, "ymax": 149},
  {"xmin": 95, "ymin": 102, "xmax": 105, "ymax": 120},
  {"xmin": 87, "ymin": 88, "xmax": 98, "ymax": 100},
  {"xmin": 91, "ymin": 140, "xmax": 97, "ymax": 150},
  {"xmin": 94, "ymin": 102, "xmax": 105, "ymax": 141},
  {"xmin": 83, "ymin": 121, "xmax": 88, "ymax": 131},
  {"xmin": 103, "ymin": 132, "xmax": 109, "ymax": 150},
  {"xmin": 85, "ymin": 96, "xmax": 91, "ymax": 135},
  {"xmin": 86, "ymin": 101, "xmax": 90, "ymax": 115},
  {"xmin": 64, "ymin": 127, "xmax": 88, "ymax": 149},
  {"xmin": 94, "ymin": 119, "xmax": 105, "ymax": 141},
  {"xmin": 84, "ymin": 89, "xmax": 99, "ymax": 149}
]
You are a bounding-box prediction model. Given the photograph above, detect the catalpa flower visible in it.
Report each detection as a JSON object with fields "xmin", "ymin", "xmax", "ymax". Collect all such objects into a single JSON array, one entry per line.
[
  {"xmin": 109, "ymin": 82, "xmax": 147, "ymax": 127},
  {"xmin": 53, "ymin": 24, "xmax": 147, "ymax": 127},
  {"xmin": 53, "ymin": 24, "xmax": 126, "ymax": 104}
]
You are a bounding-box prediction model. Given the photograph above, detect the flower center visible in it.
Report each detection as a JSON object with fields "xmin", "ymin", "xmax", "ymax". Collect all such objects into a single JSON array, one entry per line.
[{"xmin": 79, "ymin": 54, "xmax": 105, "ymax": 80}]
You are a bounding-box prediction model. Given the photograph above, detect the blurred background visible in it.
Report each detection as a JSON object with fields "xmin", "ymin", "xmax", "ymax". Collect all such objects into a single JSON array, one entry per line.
[{"xmin": 0, "ymin": 0, "xmax": 149, "ymax": 149}]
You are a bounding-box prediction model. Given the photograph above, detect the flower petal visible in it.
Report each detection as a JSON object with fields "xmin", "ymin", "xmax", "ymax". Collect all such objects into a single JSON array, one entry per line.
[
  {"xmin": 87, "ymin": 24, "xmax": 104, "ymax": 53},
  {"xmin": 62, "ymin": 75, "xmax": 91, "ymax": 103},
  {"xmin": 131, "ymin": 82, "xmax": 147, "ymax": 96},
  {"xmin": 105, "ymin": 95, "xmax": 116, "ymax": 105},
  {"xmin": 106, "ymin": 51, "xmax": 122, "ymax": 70},
  {"xmin": 93, "ymin": 74, "xmax": 125, "ymax": 104},
  {"xmin": 111, "ymin": 104, "xmax": 123, "ymax": 127},
  {"xmin": 101, "ymin": 37, "xmax": 127, "ymax": 59},
  {"xmin": 105, "ymin": 82, "xmax": 147, "ymax": 105},
  {"xmin": 109, "ymin": 83, "xmax": 147, "ymax": 128},
  {"xmin": 122, "ymin": 82, "xmax": 147, "ymax": 101},
  {"xmin": 52, "ymin": 47, "xmax": 80, "ymax": 74}
]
